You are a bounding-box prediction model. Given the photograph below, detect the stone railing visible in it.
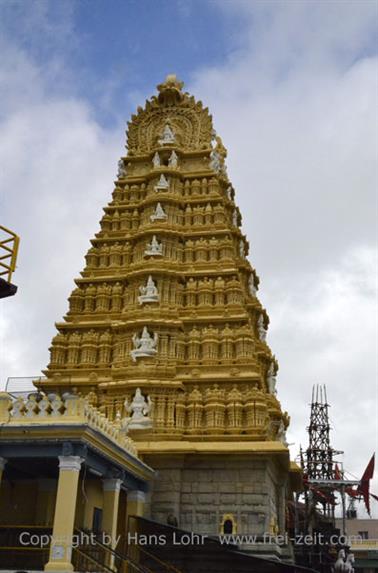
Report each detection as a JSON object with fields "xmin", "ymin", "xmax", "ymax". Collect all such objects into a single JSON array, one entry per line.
[{"xmin": 0, "ymin": 391, "xmax": 137, "ymax": 457}]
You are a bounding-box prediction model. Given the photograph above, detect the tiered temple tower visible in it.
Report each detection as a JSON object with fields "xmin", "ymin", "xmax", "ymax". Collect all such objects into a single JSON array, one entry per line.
[{"xmin": 39, "ymin": 75, "xmax": 294, "ymax": 549}]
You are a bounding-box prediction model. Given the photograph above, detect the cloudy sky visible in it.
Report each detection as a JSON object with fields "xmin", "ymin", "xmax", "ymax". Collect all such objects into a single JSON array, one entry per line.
[{"xmin": 0, "ymin": 1, "xmax": 377, "ymax": 515}]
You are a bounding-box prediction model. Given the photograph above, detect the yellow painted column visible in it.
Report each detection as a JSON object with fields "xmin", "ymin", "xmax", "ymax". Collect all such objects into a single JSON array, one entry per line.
[
  {"xmin": 0, "ymin": 457, "xmax": 6, "ymax": 485},
  {"xmin": 44, "ymin": 455, "xmax": 83, "ymax": 572},
  {"xmin": 102, "ymin": 478, "xmax": 122, "ymax": 569},
  {"xmin": 102, "ymin": 478, "xmax": 122, "ymax": 542}
]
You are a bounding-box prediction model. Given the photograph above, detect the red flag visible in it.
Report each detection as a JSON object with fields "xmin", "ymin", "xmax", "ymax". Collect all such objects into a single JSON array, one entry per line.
[
  {"xmin": 334, "ymin": 464, "xmax": 341, "ymax": 480},
  {"xmin": 357, "ymin": 454, "xmax": 375, "ymax": 515}
]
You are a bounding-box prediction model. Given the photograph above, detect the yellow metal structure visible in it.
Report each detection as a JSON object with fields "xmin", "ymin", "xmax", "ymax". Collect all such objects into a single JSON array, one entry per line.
[{"xmin": 0, "ymin": 225, "xmax": 20, "ymax": 283}]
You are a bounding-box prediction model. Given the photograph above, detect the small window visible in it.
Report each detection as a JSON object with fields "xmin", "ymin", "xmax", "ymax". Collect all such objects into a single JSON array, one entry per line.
[
  {"xmin": 220, "ymin": 513, "xmax": 237, "ymax": 535},
  {"xmin": 358, "ymin": 531, "xmax": 369, "ymax": 539},
  {"xmin": 92, "ymin": 507, "xmax": 103, "ymax": 533},
  {"xmin": 223, "ymin": 519, "xmax": 233, "ymax": 534}
]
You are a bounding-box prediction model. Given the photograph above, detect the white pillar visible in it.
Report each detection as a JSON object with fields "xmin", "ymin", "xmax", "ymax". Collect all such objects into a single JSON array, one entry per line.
[
  {"xmin": 102, "ymin": 478, "xmax": 122, "ymax": 568},
  {"xmin": 45, "ymin": 455, "xmax": 83, "ymax": 572}
]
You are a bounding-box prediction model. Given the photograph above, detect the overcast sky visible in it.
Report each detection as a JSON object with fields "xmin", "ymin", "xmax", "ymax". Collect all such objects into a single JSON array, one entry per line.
[{"xmin": 0, "ymin": 0, "xmax": 377, "ymax": 516}]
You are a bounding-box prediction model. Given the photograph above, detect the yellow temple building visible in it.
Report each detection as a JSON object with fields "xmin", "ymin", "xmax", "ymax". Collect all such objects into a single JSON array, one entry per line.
[{"xmin": 0, "ymin": 75, "xmax": 303, "ymax": 573}]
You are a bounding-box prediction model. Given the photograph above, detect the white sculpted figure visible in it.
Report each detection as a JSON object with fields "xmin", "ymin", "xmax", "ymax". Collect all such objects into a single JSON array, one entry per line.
[
  {"xmin": 232, "ymin": 210, "xmax": 238, "ymax": 227},
  {"xmin": 152, "ymin": 152, "xmax": 161, "ymax": 168},
  {"xmin": 344, "ymin": 554, "xmax": 355, "ymax": 573},
  {"xmin": 124, "ymin": 388, "xmax": 153, "ymax": 430},
  {"xmin": 248, "ymin": 274, "xmax": 257, "ymax": 296},
  {"xmin": 154, "ymin": 174, "xmax": 169, "ymax": 192},
  {"xmin": 239, "ymin": 240, "xmax": 245, "ymax": 258},
  {"xmin": 209, "ymin": 150, "xmax": 221, "ymax": 172},
  {"xmin": 334, "ymin": 550, "xmax": 346, "ymax": 573},
  {"xmin": 117, "ymin": 159, "xmax": 127, "ymax": 178},
  {"xmin": 257, "ymin": 314, "xmax": 267, "ymax": 342},
  {"xmin": 144, "ymin": 235, "xmax": 163, "ymax": 256},
  {"xmin": 226, "ymin": 185, "xmax": 232, "ymax": 200},
  {"xmin": 277, "ymin": 420, "xmax": 288, "ymax": 446},
  {"xmin": 267, "ymin": 363, "xmax": 277, "ymax": 394},
  {"xmin": 150, "ymin": 202, "xmax": 167, "ymax": 222},
  {"xmin": 168, "ymin": 150, "xmax": 178, "ymax": 168},
  {"xmin": 158, "ymin": 124, "xmax": 175, "ymax": 145},
  {"xmin": 130, "ymin": 327, "xmax": 158, "ymax": 361},
  {"xmin": 138, "ymin": 275, "xmax": 159, "ymax": 305}
]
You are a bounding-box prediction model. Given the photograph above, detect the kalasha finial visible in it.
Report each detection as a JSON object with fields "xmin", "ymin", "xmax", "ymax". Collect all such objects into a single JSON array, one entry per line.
[{"xmin": 157, "ymin": 74, "xmax": 184, "ymax": 105}]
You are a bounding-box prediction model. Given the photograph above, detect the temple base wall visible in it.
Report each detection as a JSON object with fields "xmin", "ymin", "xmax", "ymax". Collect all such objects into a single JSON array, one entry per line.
[{"xmin": 144, "ymin": 453, "xmax": 288, "ymax": 545}]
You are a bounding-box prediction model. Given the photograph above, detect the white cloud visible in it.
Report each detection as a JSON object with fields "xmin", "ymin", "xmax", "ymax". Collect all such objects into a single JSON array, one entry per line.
[
  {"xmin": 190, "ymin": 1, "xmax": 378, "ymax": 515},
  {"xmin": 0, "ymin": 39, "xmax": 122, "ymax": 385}
]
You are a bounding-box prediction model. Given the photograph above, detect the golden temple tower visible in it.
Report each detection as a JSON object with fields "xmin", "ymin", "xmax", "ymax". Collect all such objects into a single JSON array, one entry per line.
[{"xmin": 39, "ymin": 75, "xmax": 294, "ymax": 551}]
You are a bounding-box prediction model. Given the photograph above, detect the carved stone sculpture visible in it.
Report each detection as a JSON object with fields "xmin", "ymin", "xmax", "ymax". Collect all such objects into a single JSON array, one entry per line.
[
  {"xmin": 117, "ymin": 159, "xmax": 127, "ymax": 178},
  {"xmin": 276, "ymin": 420, "xmax": 287, "ymax": 445},
  {"xmin": 124, "ymin": 388, "xmax": 153, "ymax": 430},
  {"xmin": 138, "ymin": 276, "xmax": 159, "ymax": 305},
  {"xmin": 267, "ymin": 363, "xmax": 277, "ymax": 394},
  {"xmin": 209, "ymin": 150, "xmax": 221, "ymax": 172},
  {"xmin": 144, "ymin": 235, "xmax": 163, "ymax": 256},
  {"xmin": 344, "ymin": 554, "xmax": 355, "ymax": 573},
  {"xmin": 158, "ymin": 124, "xmax": 175, "ymax": 145},
  {"xmin": 154, "ymin": 173, "xmax": 169, "ymax": 192},
  {"xmin": 168, "ymin": 150, "xmax": 178, "ymax": 168},
  {"xmin": 150, "ymin": 202, "xmax": 167, "ymax": 222},
  {"xmin": 249, "ymin": 274, "xmax": 257, "ymax": 296},
  {"xmin": 257, "ymin": 314, "xmax": 267, "ymax": 342},
  {"xmin": 130, "ymin": 327, "xmax": 158, "ymax": 361},
  {"xmin": 152, "ymin": 152, "xmax": 161, "ymax": 168},
  {"xmin": 334, "ymin": 550, "xmax": 346, "ymax": 573}
]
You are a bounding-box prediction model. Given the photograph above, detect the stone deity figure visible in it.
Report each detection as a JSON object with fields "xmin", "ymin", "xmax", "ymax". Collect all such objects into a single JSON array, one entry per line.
[
  {"xmin": 123, "ymin": 388, "xmax": 153, "ymax": 430},
  {"xmin": 239, "ymin": 240, "xmax": 245, "ymax": 258},
  {"xmin": 267, "ymin": 363, "xmax": 277, "ymax": 394},
  {"xmin": 209, "ymin": 150, "xmax": 221, "ymax": 172},
  {"xmin": 130, "ymin": 327, "xmax": 158, "ymax": 361},
  {"xmin": 144, "ymin": 235, "xmax": 163, "ymax": 256},
  {"xmin": 210, "ymin": 132, "xmax": 227, "ymax": 173},
  {"xmin": 154, "ymin": 174, "xmax": 169, "ymax": 192},
  {"xmin": 248, "ymin": 274, "xmax": 257, "ymax": 296},
  {"xmin": 117, "ymin": 159, "xmax": 127, "ymax": 178},
  {"xmin": 226, "ymin": 185, "xmax": 233, "ymax": 200},
  {"xmin": 138, "ymin": 276, "xmax": 159, "ymax": 304},
  {"xmin": 232, "ymin": 210, "xmax": 238, "ymax": 227},
  {"xmin": 152, "ymin": 152, "xmax": 161, "ymax": 168},
  {"xmin": 158, "ymin": 123, "xmax": 175, "ymax": 145},
  {"xmin": 257, "ymin": 314, "xmax": 267, "ymax": 342},
  {"xmin": 276, "ymin": 420, "xmax": 288, "ymax": 446},
  {"xmin": 214, "ymin": 134, "xmax": 227, "ymax": 160},
  {"xmin": 168, "ymin": 150, "xmax": 178, "ymax": 168},
  {"xmin": 150, "ymin": 202, "xmax": 167, "ymax": 222}
]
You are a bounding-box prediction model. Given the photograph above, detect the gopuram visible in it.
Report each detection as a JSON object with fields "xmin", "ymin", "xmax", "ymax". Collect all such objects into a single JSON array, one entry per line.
[{"xmin": 38, "ymin": 74, "xmax": 298, "ymax": 556}]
